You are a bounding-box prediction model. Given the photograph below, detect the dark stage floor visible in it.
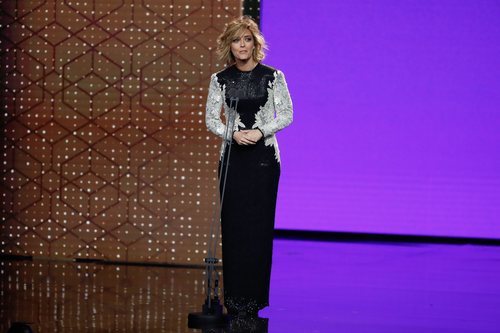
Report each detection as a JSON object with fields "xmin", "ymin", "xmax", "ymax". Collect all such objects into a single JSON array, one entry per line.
[{"xmin": 2, "ymin": 239, "xmax": 500, "ymax": 332}]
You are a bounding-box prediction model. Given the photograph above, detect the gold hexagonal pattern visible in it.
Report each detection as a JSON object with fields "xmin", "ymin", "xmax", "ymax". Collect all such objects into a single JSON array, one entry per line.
[{"xmin": 1, "ymin": 0, "xmax": 242, "ymax": 264}]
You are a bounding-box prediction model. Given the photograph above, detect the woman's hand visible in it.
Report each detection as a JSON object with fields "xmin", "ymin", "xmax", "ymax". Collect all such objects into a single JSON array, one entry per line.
[{"xmin": 233, "ymin": 129, "xmax": 263, "ymax": 145}]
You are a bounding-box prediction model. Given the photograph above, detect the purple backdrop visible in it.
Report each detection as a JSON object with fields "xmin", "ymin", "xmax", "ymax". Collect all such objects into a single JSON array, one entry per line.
[{"xmin": 261, "ymin": 0, "xmax": 500, "ymax": 238}]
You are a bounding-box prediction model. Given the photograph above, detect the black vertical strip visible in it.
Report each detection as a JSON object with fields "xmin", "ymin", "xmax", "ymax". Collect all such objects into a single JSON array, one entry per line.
[{"xmin": 243, "ymin": 0, "xmax": 261, "ymax": 26}]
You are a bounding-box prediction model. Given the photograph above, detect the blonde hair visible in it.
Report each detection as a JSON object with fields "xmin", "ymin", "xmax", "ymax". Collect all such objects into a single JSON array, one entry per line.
[{"xmin": 216, "ymin": 16, "xmax": 267, "ymax": 65}]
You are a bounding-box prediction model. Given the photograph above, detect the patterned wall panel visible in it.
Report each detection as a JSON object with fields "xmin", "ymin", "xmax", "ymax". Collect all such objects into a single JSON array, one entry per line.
[{"xmin": 0, "ymin": 0, "xmax": 242, "ymax": 264}]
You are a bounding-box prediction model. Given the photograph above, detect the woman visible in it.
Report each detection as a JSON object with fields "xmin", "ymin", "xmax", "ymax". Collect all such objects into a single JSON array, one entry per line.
[{"xmin": 205, "ymin": 16, "xmax": 293, "ymax": 317}]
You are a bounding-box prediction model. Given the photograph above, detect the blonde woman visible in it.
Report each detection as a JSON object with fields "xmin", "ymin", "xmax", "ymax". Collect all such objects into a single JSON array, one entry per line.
[{"xmin": 206, "ymin": 16, "xmax": 293, "ymax": 318}]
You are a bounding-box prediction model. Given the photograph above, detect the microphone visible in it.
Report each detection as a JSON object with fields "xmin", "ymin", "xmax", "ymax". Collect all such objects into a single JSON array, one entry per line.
[{"xmin": 188, "ymin": 98, "xmax": 239, "ymax": 329}]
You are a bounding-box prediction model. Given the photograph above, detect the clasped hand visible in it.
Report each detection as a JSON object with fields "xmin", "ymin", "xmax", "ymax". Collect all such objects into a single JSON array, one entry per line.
[{"xmin": 233, "ymin": 129, "xmax": 263, "ymax": 145}]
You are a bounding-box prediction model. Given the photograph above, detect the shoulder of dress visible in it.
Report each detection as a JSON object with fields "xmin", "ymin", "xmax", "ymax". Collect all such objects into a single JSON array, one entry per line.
[
  {"xmin": 211, "ymin": 66, "xmax": 235, "ymax": 88},
  {"xmin": 258, "ymin": 63, "xmax": 278, "ymax": 75},
  {"xmin": 214, "ymin": 65, "xmax": 235, "ymax": 78},
  {"xmin": 210, "ymin": 67, "xmax": 230, "ymax": 88},
  {"xmin": 256, "ymin": 64, "xmax": 284, "ymax": 87}
]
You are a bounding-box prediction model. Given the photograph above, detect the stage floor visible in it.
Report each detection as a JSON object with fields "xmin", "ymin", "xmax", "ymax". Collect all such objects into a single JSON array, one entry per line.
[{"xmin": 2, "ymin": 239, "xmax": 500, "ymax": 332}]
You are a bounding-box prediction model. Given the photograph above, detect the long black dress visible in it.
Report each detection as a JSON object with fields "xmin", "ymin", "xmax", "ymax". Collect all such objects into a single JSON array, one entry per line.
[{"xmin": 205, "ymin": 63, "xmax": 293, "ymax": 314}]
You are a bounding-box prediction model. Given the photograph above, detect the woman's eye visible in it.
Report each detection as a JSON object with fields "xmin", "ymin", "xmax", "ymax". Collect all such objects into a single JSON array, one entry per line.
[
  {"xmin": 232, "ymin": 38, "xmax": 239, "ymax": 43},
  {"xmin": 245, "ymin": 37, "xmax": 252, "ymax": 42}
]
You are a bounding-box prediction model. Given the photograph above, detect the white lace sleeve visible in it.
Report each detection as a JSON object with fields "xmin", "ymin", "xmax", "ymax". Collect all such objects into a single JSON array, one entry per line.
[
  {"xmin": 259, "ymin": 70, "xmax": 293, "ymax": 137},
  {"xmin": 205, "ymin": 74, "xmax": 230, "ymax": 140}
]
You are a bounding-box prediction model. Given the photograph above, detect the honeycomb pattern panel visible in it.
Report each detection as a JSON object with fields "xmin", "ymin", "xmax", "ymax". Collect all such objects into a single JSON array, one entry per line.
[{"xmin": 0, "ymin": 0, "xmax": 242, "ymax": 264}]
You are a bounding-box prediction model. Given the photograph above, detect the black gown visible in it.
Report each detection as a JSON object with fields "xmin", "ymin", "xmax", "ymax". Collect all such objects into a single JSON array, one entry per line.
[{"xmin": 206, "ymin": 63, "xmax": 293, "ymax": 314}]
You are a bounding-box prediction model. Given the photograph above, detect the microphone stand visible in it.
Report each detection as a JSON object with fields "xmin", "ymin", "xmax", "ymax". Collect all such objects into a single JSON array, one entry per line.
[{"xmin": 188, "ymin": 97, "xmax": 239, "ymax": 329}]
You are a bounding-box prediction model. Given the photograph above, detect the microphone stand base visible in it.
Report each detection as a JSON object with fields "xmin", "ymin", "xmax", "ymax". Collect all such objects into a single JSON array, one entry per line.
[{"xmin": 188, "ymin": 298, "xmax": 228, "ymax": 329}]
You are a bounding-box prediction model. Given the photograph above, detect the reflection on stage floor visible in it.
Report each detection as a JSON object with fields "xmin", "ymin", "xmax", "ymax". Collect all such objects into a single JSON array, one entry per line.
[{"xmin": 2, "ymin": 239, "xmax": 500, "ymax": 332}]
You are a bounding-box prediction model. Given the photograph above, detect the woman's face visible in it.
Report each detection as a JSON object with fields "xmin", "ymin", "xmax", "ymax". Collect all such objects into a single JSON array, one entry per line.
[{"xmin": 230, "ymin": 29, "xmax": 255, "ymax": 62}]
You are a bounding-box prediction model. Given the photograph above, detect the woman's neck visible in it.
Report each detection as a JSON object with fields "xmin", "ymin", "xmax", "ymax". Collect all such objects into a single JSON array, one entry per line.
[{"xmin": 235, "ymin": 59, "xmax": 258, "ymax": 72}]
